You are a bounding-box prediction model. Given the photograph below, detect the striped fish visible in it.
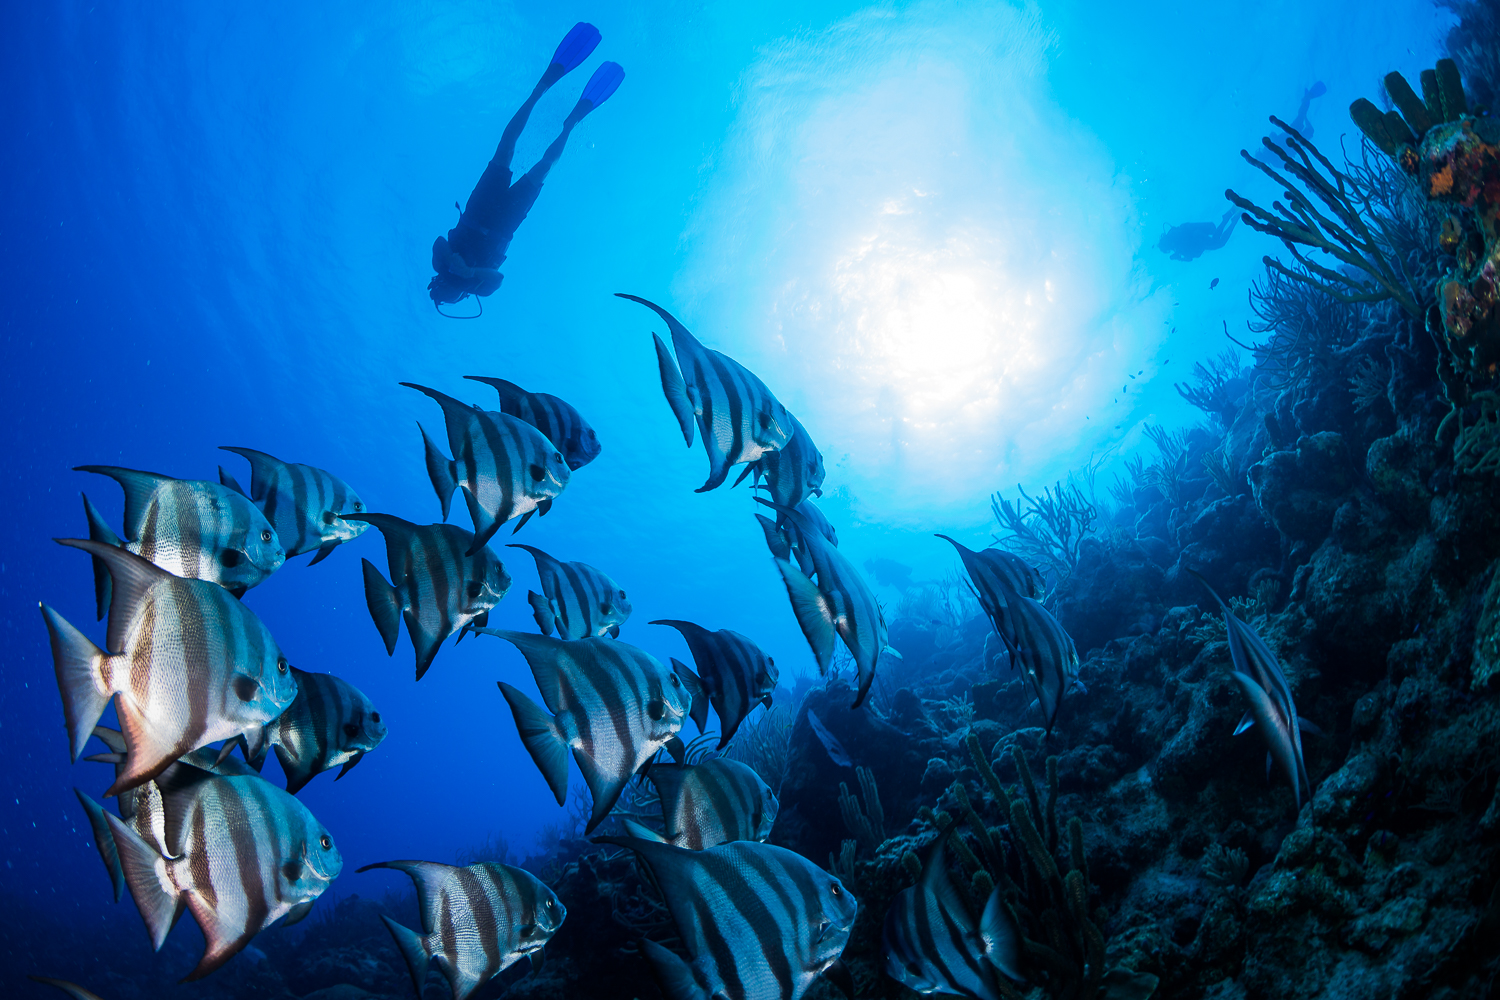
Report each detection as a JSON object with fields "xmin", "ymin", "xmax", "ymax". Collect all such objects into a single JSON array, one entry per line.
[
  {"xmin": 357, "ymin": 859, "xmax": 565, "ymax": 1000},
  {"xmin": 624, "ymin": 758, "xmax": 778, "ymax": 850},
  {"xmin": 617, "ymin": 294, "xmax": 793, "ymax": 493},
  {"xmin": 994, "ymin": 595, "xmax": 1080, "ymax": 734},
  {"xmin": 737, "ymin": 410, "xmax": 825, "ymax": 509},
  {"xmin": 350, "ymin": 513, "xmax": 511, "ymax": 681},
  {"xmin": 882, "ymin": 836, "xmax": 1022, "ymax": 999},
  {"xmin": 596, "ymin": 837, "xmax": 857, "ymax": 1000},
  {"xmin": 246, "ymin": 667, "xmax": 387, "ymax": 793},
  {"xmin": 1191, "ymin": 570, "xmax": 1319, "ymax": 808},
  {"xmin": 40, "ymin": 539, "xmax": 297, "ymax": 794},
  {"xmin": 93, "ymin": 761, "xmax": 340, "ymax": 980},
  {"xmin": 27, "ymin": 977, "xmax": 107, "ymax": 1000},
  {"xmin": 405, "ymin": 383, "xmax": 571, "ymax": 552},
  {"xmin": 936, "ymin": 535, "xmax": 1043, "ymax": 651},
  {"xmin": 760, "ymin": 501, "xmax": 838, "ymax": 581},
  {"xmin": 465, "ymin": 375, "xmax": 602, "ymax": 471},
  {"xmin": 476, "ymin": 630, "xmax": 689, "ymax": 832},
  {"xmin": 218, "ymin": 447, "xmax": 367, "ymax": 565},
  {"xmin": 651, "ymin": 619, "xmax": 776, "ymax": 747},
  {"xmin": 509, "ymin": 543, "xmax": 631, "ymax": 640},
  {"xmin": 78, "ymin": 466, "xmax": 285, "ymax": 615},
  {"xmin": 755, "ymin": 500, "xmax": 891, "ymax": 710}
]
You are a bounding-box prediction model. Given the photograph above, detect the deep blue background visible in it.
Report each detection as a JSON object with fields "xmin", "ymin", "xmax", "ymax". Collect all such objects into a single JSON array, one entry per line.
[{"xmin": 0, "ymin": 0, "xmax": 1452, "ymax": 993}]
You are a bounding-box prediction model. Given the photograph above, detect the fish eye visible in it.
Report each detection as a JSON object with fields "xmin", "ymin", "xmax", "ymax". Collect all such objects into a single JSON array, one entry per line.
[
  {"xmin": 220, "ymin": 548, "xmax": 243, "ymax": 568},
  {"xmin": 529, "ymin": 463, "xmax": 545, "ymax": 481},
  {"xmin": 371, "ymin": 712, "xmax": 381, "ymax": 723},
  {"xmin": 668, "ymin": 674, "xmax": 680, "ymax": 687},
  {"xmin": 830, "ymin": 884, "xmax": 842, "ymax": 897},
  {"xmin": 467, "ymin": 580, "xmax": 484, "ymax": 599},
  {"xmin": 319, "ymin": 834, "xmax": 331, "ymax": 850},
  {"xmin": 352, "ymin": 502, "xmax": 362, "ymax": 511},
  {"xmin": 260, "ymin": 529, "xmax": 273, "ymax": 543},
  {"xmin": 277, "ymin": 657, "xmax": 289, "ymax": 674},
  {"xmin": 553, "ymin": 452, "xmax": 563, "ymax": 464},
  {"xmin": 322, "ymin": 511, "xmax": 336, "ymax": 525},
  {"xmin": 619, "ymin": 590, "xmax": 627, "ymax": 599}
]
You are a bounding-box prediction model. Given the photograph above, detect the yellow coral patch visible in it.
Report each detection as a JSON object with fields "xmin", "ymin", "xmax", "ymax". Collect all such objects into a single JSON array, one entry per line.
[{"xmin": 1430, "ymin": 164, "xmax": 1455, "ymax": 196}]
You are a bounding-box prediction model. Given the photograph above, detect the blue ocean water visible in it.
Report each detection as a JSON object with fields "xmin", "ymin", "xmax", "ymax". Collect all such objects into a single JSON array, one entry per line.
[{"xmin": 0, "ymin": 1, "xmax": 1457, "ymax": 995}]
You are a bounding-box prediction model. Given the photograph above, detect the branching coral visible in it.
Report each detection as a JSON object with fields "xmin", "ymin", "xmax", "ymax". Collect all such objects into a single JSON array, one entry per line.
[
  {"xmin": 1454, "ymin": 389, "xmax": 1500, "ymax": 474},
  {"xmin": 1201, "ymin": 844, "xmax": 1251, "ymax": 887},
  {"xmin": 839, "ymin": 765, "xmax": 886, "ymax": 854},
  {"xmin": 1175, "ymin": 346, "xmax": 1246, "ymax": 424},
  {"xmin": 1140, "ymin": 426, "xmax": 1190, "ymax": 506},
  {"xmin": 1350, "ymin": 355, "xmax": 1393, "ymax": 412},
  {"xmin": 992, "ymin": 467, "xmax": 1101, "ymax": 580},
  {"xmin": 723, "ymin": 703, "xmax": 793, "ymax": 793}
]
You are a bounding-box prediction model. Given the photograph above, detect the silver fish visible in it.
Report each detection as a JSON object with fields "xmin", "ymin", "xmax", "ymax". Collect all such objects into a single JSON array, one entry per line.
[
  {"xmin": 465, "ymin": 375, "xmax": 602, "ymax": 471},
  {"xmin": 358, "ymin": 859, "xmax": 565, "ymax": 1000},
  {"xmin": 405, "ymin": 382, "xmax": 571, "ymax": 552},
  {"xmin": 246, "ymin": 667, "xmax": 387, "ymax": 793},
  {"xmin": 618, "ymin": 294, "xmax": 793, "ymax": 493},
  {"xmin": 596, "ymin": 837, "xmax": 858, "ymax": 1000},
  {"xmin": 623, "ymin": 757, "xmax": 778, "ymax": 850},
  {"xmin": 738, "ymin": 409, "xmax": 825, "ymax": 509},
  {"xmin": 218, "ymin": 447, "xmax": 367, "ymax": 564},
  {"xmin": 26, "ymin": 977, "xmax": 107, "ymax": 1000},
  {"xmin": 1191, "ymin": 570, "xmax": 1319, "ymax": 807},
  {"xmin": 652, "ymin": 619, "xmax": 776, "ymax": 747},
  {"xmin": 994, "ymin": 595, "xmax": 1081, "ymax": 734},
  {"xmin": 41, "ymin": 539, "xmax": 297, "ymax": 794},
  {"xmin": 936, "ymin": 535, "xmax": 1043, "ymax": 652},
  {"xmin": 92, "ymin": 761, "xmax": 341, "ymax": 980},
  {"xmin": 350, "ymin": 513, "xmax": 511, "ymax": 681},
  {"xmin": 477, "ymin": 630, "xmax": 689, "ymax": 833},
  {"xmin": 882, "ymin": 836, "xmax": 1022, "ymax": 999},
  {"xmin": 755, "ymin": 500, "xmax": 891, "ymax": 710},
  {"xmin": 509, "ymin": 543, "xmax": 631, "ymax": 640},
  {"xmin": 77, "ymin": 465, "xmax": 285, "ymax": 614},
  {"xmin": 806, "ymin": 709, "xmax": 853, "ymax": 768}
]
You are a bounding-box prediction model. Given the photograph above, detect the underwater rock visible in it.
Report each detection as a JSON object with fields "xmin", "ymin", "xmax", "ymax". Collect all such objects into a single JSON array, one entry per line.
[
  {"xmin": 1472, "ymin": 562, "xmax": 1500, "ymax": 689},
  {"xmin": 1247, "ymin": 432, "xmax": 1354, "ymax": 546}
]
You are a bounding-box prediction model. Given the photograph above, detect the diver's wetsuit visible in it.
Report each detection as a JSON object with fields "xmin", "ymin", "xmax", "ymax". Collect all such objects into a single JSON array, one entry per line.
[{"xmin": 429, "ymin": 64, "xmax": 584, "ymax": 304}]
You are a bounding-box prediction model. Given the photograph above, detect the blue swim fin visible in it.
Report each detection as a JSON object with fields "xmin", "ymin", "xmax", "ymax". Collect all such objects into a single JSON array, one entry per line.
[
  {"xmin": 551, "ymin": 22, "xmax": 601, "ymax": 73},
  {"xmin": 579, "ymin": 61, "xmax": 625, "ymax": 110}
]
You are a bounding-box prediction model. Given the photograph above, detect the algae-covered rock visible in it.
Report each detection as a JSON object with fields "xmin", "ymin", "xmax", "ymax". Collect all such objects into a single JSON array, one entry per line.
[
  {"xmin": 1471, "ymin": 561, "xmax": 1500, "ymax": 689},
  {"xmin": 1248, "ymin": 432, "xmax": 1354, "ymax": 544}
]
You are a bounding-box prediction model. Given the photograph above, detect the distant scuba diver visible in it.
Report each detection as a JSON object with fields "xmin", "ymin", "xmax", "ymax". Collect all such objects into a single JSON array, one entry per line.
[
  {"xmin": 428, "ymin": 23, "xmax": 624, "ymax": 315},
  {"xmin": 1280, "ymin": 80, "xmax": 1328, "ymax": 141},
  {"xmin": 1158, "ymin": 207, "xmax": 1238, "ymax": 262}
]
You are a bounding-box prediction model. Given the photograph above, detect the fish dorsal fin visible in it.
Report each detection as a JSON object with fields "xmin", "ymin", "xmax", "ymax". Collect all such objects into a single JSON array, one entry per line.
[
  {"xmin": 667, "ymin": 657, "xmax": 708, "ymax": 734},
  {"xmin": 356, "ymin": 860, "xmax": 456, "ymax": 936},
  {"xmin": 218, "ymin": 466, "xmax": 248, "ymax": 497},
  {"xmin": 463, "ymin": 375, "xmax": 529, "ymax": 413},
  {"xmin": 74, "ymin": 466, "xmax": 176, "ymax": 542},
  {"xmin": 55, "ymin": 538, "xmax": 170, "ymax": 656},
  {"xmin": 400, "ymin": 383, "xmax": 482, "ymax": 458},
  {"xmin": 507, "ymin": 543, "xmax": 561, "ymax": 583},
  {"xmin": 646, "ymin": 761, "xmax": 690, "ymax": 828},
  {"xmin": 476, "ymin": 630, "xmax": 569, "ymax": 710},
  {"xmin": 151, "ymin": 760, "xmax": 220, "ymax": 855},
  {"xmin": 218, "ymin": 447, "xmax": 288, "ymax": 503},
  {"xmin": 1233, "ymin": 711, "xmax": 1255, "ymax": 735}
]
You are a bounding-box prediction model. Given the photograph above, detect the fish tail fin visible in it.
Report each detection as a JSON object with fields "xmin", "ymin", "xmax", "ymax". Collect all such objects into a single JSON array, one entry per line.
[
  {"xmin": 360, "ymin": 559, "xmax": 401, "ymax": 655},
  {"xmin": 772, "ymin": 558, "xmax": 837, "ymax": 674},
  {"xmin": 104, "ymin": 810, "xmax": 180, "ymax": 951},
  {"xmin": 380, "ymin": 915, "xmax": 431, "ymax": 996},
  {"xmin": 80, "ymin": 493, "xmax": 122, "ymax": 621},
  {"xmin": 418, "ymin": 422, "xmax": 457, "ymax": 522},
  {"xmin": 640, "ymin": 938, "xmax": 707, "ymax": 1000},
  {"xmin": 527, "ymin": 591, "xmax": 557, "ymax": 636},
  {"xmin": 39, "ymin": 603, "xmax": 110, "ymax": 763},
  {"xmin": 75, "ymin": 788, "xmax": 125, "ymax": 903},
  {"xmin": 497, "ymin": 682, "xmax": 569, "ymax": 805},
  {"xmin": 652, "ymin": 333, "xmax": 695, "ymax": 448}
]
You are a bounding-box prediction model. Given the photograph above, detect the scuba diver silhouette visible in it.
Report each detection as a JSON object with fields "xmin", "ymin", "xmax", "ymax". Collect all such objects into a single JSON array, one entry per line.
[
  {"xmin": 1158, "ymin": 207, "xmax": 1238, "ymax": 262},
  {"xmin": 428, "ymin": 23, "xmax": 624, "ymax": 315}
]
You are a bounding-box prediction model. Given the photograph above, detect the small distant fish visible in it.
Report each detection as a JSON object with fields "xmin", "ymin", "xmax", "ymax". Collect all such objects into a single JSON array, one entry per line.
[
  {"xmin": 92, "ymin": 760, "xmax": 341, "ymax": 980},
  {"xmin": 245, "ymin": 668, "xmax": 387, "ymax": 793},
  {"xmin": 1129, "ymin": 374, "xmax": 1136, "ymax": 379},
  {"xmin": 623, "ymin": 757, "xmax": 778, "ymax": 849},
  {"xmin": 756, "ymin": 499, "xmax": 892, "ymax": 709},
  {"xmin": 510, "ymin": 543, "xmax": 631, "ymax": 640},
  {"xmin": 359, "ymin": 859, "xmax": 565, "ymax": 1000},
  {"xmin": 465, "ymin": 375, "xmax": 602, "ymax": 471},
  {"xmin": 651, "ymin": 619, "xmax": 777, "ymax": 746},
  {"xmin": 1210, "ymin": 278, "xmax": 1220, "ymax": 289},
  {"xmin": 478, "ymin": 630, "xmax": 689, "ymax": 832},
  {"xmin": 77, "ymin": 465, "xmax": 285, "ymax": 614},
  {"xmin": 994, "ymin": 596, "xmax": 1082, "ymax": 734},
  {"xmin": 882, "ymin": 834, "xmax": 1022, "ymax": 999},
  {"xmin": 1190, "ymin": 570, "xmax": 1319, "ymax": 808},
  {"xmin": 27, "ymin": 977, "xmax": 106, "ymax": 1000},
  {"xmin": 806, "ymin": 709, "xmax": 853, "ymax": 768},
  {"xmin": 405, "ymin": 383, "xmax": 571, "ymax": 551},
  {"xmin": 618, "ymin": 293, "xmax": 793, "ymax": 493},
  {"xmin": 738, "ymin": 409, "xmax": 825, "ymax": 509},
  {"xmin": 41, "ymin": 539, "xmax": 297, "ymax": 794},
  {"xmin": 594, "ymin": 837, "xmax": 858, "ymax": 1000},
  {"xmin": 350, "ymin": 513, "xmax": 511, "ymax": 681},
  {"xmin": 218, "ymin": 447, "xmax": 367, "ymax": 565}
]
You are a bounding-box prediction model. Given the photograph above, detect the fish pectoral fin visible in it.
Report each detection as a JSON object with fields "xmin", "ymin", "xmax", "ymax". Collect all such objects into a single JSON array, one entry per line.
[
  {"xmin": 773, "ymin": 557, "xmax": 838, "ymax": 674},
  {"xmin": 498, "ymin": 683, "xmax": 570, "ymax": 806},
  {"xmin": 1298, "ymin": 716, "xmax": 1325, "ymax": 737},
  {"xmin": 335, "ymin": 751, "xmax": 365, "ymax": 780},
  {"xmin": 279, "ymin": 900, "xmax": 315, "ymax": 927},
  {"xmin": 639, "ymin": 938, "xmax": 710, "ymax": 1000},
  {"xmin": 1233, "ymin": 711, "xmax": 1256, "ymax": 736}
]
